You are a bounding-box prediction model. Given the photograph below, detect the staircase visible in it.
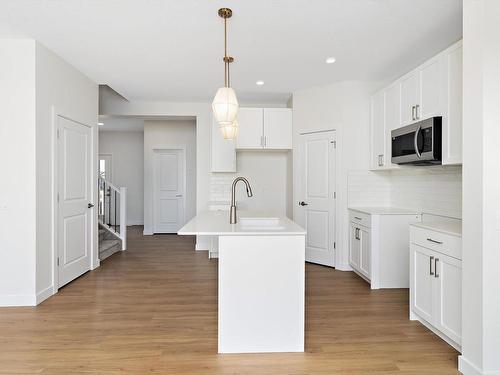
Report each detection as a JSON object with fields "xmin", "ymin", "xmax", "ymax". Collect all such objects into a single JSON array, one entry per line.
[
  {"xmin": 99, "ymin": 227, "xmax": 122, "ymax": 260},
  {"xmin": 98, "ymin": 176, "xmax": 127, "ymax": 260}
]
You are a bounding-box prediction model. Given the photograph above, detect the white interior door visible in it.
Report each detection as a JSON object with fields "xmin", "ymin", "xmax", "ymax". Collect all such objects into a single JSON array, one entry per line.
[
  {"xmin": 296, "ymin": 131, "xmax": 336, "ymax": 267},
  {"xmin": 153, "ymin": 149, "xmax": 185, "ymax": 233},
  {"xmin": 57, "ymin": 116, "xmax": 93, "ymax": 287}
]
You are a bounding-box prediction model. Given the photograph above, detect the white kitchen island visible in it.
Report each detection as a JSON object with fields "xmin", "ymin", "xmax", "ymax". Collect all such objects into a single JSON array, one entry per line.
[{"xmin": 178, "ymin": 210, "xmax": 306, "ymax": 354}]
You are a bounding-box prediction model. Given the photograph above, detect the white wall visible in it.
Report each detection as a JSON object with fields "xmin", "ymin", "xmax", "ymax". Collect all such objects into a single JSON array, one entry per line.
[
  {"xmin": 99, "ymin": 131, "xmax": 144, "ymax": 225},
  {"xmin": 36, "ymin": 43, "xmax": 99, "ymax": 302},
  {"xmin": 99, "ymin": 99, "xmax": 211, "ymax": 216},
  {"xmin": 209, "ymin": 151, "xmax": 291, "ymax": 215},
  {"xmin": 460, "ymin": 1, "xmax": 500, "ymax": 374},
  {"xmin": 292, "ymin": 81, "xmax": 380, "ymax": 270},
  {"xmin": 143, "ymin": 120, "xmax": 197, "ymax": 234},
  {"xmin": 0, "ymin": 40, "xmax": 98, "ymax": 306},
  {"xmin": 0, "ymin": 40, "xmax": 37, "ymax": 306}
]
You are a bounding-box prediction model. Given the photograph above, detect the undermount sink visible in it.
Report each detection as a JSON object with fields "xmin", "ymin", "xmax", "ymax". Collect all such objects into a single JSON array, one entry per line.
[{"xmin": 238, "ymin": 217, "xmax": 285, "ymax": 230}]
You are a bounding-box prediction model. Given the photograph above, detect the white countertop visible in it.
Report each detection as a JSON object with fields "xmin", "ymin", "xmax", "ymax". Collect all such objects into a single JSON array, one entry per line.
[
  {"xmin": 410, "ymin": 221, "xmax": 462, "ymax": 237},
  {"xmin": 178, "ymin": 210, "xmax": 306, "ymax": 236},
  {"xmin": 349, "ymin": 207, "xmax": 422, "ymax": 215}
]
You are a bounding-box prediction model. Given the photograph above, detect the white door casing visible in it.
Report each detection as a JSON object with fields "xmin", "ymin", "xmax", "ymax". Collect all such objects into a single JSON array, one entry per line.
[
  {"xmin": 153, "ymin": 149, "xmax": 185, "ymax": 233},
  {"xmin": 296, "ymin": 131, "xmax": 336, "ymax": 267},
  {"xmin": 57, "ymin": 116, "xmax": 93, "ymax": 287}
]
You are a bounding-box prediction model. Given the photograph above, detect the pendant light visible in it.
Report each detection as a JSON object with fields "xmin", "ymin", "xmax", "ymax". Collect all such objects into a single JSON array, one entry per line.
[{"xmin": 212, "ymin": 7, "xmax": 239, "ymax": 139}]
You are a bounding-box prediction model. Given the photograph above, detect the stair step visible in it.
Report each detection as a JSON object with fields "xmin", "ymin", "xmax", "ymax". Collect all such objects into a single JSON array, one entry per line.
[{"xmin": 99, "ymin": 239, "xmax": 121, "ymax": 261}]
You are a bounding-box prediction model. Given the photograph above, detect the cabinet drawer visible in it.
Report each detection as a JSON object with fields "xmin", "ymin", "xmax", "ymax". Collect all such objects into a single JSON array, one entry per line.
[
  {"xmin": 410, "ymin": 226, "xmax": 462, "ymax": 260},
  {"xmin": 349, "ymin": 211, "xmax": 371, "ymax": 228}
]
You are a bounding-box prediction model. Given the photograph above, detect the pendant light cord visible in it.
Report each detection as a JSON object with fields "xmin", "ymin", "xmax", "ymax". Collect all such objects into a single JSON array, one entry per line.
[{"xmin": 224, "ymin": 16, "xmax": 230, "ymax": 87}]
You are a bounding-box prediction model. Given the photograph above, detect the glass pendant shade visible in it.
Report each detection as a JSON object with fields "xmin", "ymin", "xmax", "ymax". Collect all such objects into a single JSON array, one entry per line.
[
  {"xmin": 220, "ymin": 120, "xmax": 238, "ymax": 140},
  {"xmin": 212, "ymin": 87, "xmax": 239, "ymax": 128}
]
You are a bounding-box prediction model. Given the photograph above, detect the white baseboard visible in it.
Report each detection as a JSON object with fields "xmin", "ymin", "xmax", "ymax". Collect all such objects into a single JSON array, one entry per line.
[
  {"xmin": 127, "ymin": 220, "xmax": 144, "ymax": 226},
  {"xmin": 143, "ymin": 229, "xmax": 153, "ymax": 235},
  {"xmin": 195, "ymin": 243, "xmax": 208, "ymax": 251},
  {"xmin": 459, "ymin": 356, "xmax": 500, "ymax": 375},
  {"xmin": 36, "ymin": 286, "xmax": 54, "ymax": 305},
  {"xmin": 0, "ymin": 294, "xmax": 36, "ymax": 307},
  {"xmin": 335, "ymin": 263, "xmax": 353, "ymax": 271}
]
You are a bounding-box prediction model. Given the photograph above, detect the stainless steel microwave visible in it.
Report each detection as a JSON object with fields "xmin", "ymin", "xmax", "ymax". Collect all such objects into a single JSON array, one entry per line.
[{"xmin": 391, "ymin": 117, "xmax": 442, "ymax": 165}]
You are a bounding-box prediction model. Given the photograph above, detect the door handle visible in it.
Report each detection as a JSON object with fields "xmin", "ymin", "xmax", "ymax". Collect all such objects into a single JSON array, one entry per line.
[
  {"xmin": 298, "ymin": 201, "xmax": 308, "ymax": 206},
  {"xmin": 88, "ymin": 203, "xmax": 95, "ymax": 208}
]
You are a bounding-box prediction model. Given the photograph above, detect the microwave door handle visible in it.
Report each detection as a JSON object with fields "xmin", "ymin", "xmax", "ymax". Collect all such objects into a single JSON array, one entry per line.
[{"xmin": 414, "ymin": 125, "xmax": 422, "ymax": 158}]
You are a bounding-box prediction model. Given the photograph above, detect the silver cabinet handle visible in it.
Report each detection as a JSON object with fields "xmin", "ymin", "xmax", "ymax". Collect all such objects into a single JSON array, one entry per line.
[
  {"xmin": 354, "ymin": 217, "xmax": 362, "ymax": 220},
  {"xmin": 429, "ymin": 256, "xmax": 434, "ymax": 275},
  {"xmin": 176, "ymin": 194, "xmax": 183, "ymax": 197},
  {"xmin": 427, "ymin": 238, "xmax": 443, "ymax": 245},
  {"xmin": 378, "ymin": 154, "xmax": 384, "ymax": 167},
  {"xmin": 415, "ymin": 104, "xmax": 420, "ymax": 120},
  {"xmin": 434, "ymin": 258, "xmax": 439, "ymax": 278},
  {"xmin": 412, "ymin": 106, "xmax": 416, "ymax": 121},
  {"xmin": 355, "ymin": 228, "xmax": 360, "ymax": 240}
]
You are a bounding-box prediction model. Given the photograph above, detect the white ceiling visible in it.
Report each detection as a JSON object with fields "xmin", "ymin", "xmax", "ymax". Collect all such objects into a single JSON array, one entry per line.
[{"xmin": 0, "ymin": 0, "xmax": 462, "ymax": 104}]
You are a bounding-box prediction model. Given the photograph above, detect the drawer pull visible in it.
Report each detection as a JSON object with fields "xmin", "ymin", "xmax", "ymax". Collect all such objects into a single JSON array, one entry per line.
[
  {"xmin": 426, "ymin": 238, "xmax": 443, "ymax": 245},
  {"xmin": 354, "ymin": 217, "xmax": 362, "ymax": 220}
]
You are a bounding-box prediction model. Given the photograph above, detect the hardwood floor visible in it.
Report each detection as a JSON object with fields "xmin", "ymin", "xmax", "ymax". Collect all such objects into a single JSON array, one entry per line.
[{"xmin": 0, "ymin": 226, "xmax": 460, "ymax": 374}]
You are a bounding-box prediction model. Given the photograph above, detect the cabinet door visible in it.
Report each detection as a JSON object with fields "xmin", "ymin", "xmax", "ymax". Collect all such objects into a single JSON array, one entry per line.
[
  {"xmin": 211, "ymin": 117, "xmax": 236, "ymax": 172},
  {"xmin": 410, "ymin": 244, "xmax": 434, "ymax": 323},
  {"xmin": 384, "ymin": 83, "xmax": 402, "ymax": 169},
  {"xmin": 236, "ymin": 108, "xmax": 264, "ymax": 149},
  {"xmin": 349, "ymin": 224, "xmax": 360, "ymax": 270},
  {"xmin": 400, "ymin": 73, "xmax": 419, "ymax": 125},
  {"xmin": 434, "ymin": 254, "xmax": 462, "ymax": 345},
  {"xmin": 419, "ymin": 56, "xmax": 443, "ymax": 120},
  {"xmin": 359, "ymin": 226, "xmax": 371, "ymax": 278},
  {"xmin": 369, "ymin": 91, "xmax": 385, "ymax": 169},
  {"xmin": 263, "ymin": 108, "xmax": 292, "ymax": 149},
  {"xmin": 443, "ymin": 42, "xmax": 463, "ymax": 165}
]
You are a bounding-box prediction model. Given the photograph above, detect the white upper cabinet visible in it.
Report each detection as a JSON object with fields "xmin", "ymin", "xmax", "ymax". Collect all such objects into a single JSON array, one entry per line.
[
  {"xmin": 236, "ymin": 108, "xmax": 264, "ymax": 149},
  {"xmin": 211, "ymin": 116, "xmax": 236, "ymax": 172},
  {"xmin": 369, "ymin": 91, "xmax": 385, "ymax": 169},
  {"xmin": 236, "ymin": 107, "xmax": 292, "ymax": 150},
  {"xmin": 419, "ymin": 56, "xmax": 443, "ymax": 120},
  {"xmin": 400, "ymin": 72, "xmax": 420, "ymax": 125},
  {"xmin": 263, "ymin": 108, "xmax": 292, "ymax": 149},
  {"xmin": 369, "ymin": 40, "xmax": 463, "ymax": 168}
]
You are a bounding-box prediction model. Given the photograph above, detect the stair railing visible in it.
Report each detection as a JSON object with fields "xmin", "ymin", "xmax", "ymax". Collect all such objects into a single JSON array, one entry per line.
[{"xmin": 98, "ymin": 176, "xmax": 127, "ymax": 250}]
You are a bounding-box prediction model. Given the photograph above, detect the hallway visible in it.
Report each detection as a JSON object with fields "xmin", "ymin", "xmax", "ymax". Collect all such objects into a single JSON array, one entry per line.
[{"xmin": 0, "ymin": 227, "xmax": 459, "ymax": 374}]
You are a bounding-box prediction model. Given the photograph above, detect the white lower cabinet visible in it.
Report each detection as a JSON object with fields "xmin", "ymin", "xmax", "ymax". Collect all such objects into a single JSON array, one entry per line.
[
  {"xmin": 348, "ymin": 209, "xmax": 421, "ymax": 289},
  {"xmin": 410, "ymin": 224, "xmax": 462, "ymax": 351}
]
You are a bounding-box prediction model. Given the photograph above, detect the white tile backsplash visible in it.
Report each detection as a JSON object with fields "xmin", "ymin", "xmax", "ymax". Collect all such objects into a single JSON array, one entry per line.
[{"xmin": 348, "ymin": 166, "xmax": 462, "ymax": 219}]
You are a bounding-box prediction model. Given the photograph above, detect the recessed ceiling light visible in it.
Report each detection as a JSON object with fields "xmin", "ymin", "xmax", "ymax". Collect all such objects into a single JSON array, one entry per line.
[
  {"xmin": 256, "ymin": 80, "xmax": 265, "ymax": 86},
  {"xmin": 98, "ymin": 122, "xmax": 104, "ymax": 126},
  {"xmin": 326, "ymin": 57, "xmax": 337, "ymax": 64}
]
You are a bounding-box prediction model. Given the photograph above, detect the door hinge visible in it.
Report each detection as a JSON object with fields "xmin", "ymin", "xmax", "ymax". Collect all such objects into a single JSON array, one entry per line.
[
  {"xmin": 333, "ymin": 192, "xmax": 336, "ymax": 199},
  {"xmin": 334, "ymin": 242, "xmax": 336, "ymax": 249},
  {"xmin": 57, "ymin": 257, "xmax": 59, "ymax": 266},
  {"xmin": 57, "ymin": 193, "xmax": 60, "ymax": 203},
  {"xmin": 57, "ymin": 129, "xmax": 60, "ymax": 138}
]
